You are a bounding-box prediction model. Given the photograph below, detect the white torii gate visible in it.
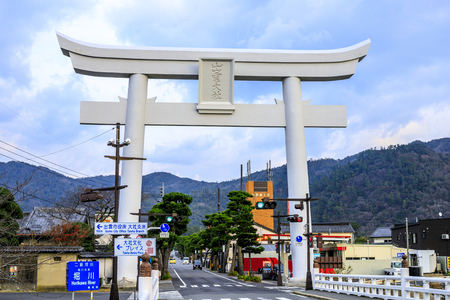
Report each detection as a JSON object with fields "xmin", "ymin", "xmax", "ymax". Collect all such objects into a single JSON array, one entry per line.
[{"xmin": 57, "ymin": 32, "xmax": 370, "ymax": 285}]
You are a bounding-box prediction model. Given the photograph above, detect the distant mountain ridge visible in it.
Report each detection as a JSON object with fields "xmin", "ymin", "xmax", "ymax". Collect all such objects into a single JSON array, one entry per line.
[{"xmin": 1, "ymin": 137, "xmax": 449, "ymax": 234}]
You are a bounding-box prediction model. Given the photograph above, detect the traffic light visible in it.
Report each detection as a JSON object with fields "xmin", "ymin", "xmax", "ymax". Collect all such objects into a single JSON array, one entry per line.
[
  {"xmin": 255, "ymin": 198, "xmax": 277, "ymax": 209},
  {"xmin": 275, "ymin": 244, "xmax": 279, "ymax": 253},
  {"xmin": 308, "ymin": 236, "xmax": 314, "ymax": 248},
  {"xmin": 317, "ymin": 235, "xmax": 323, "ymax": 248},
  {"xmin": 294, "ymin": 201, "xmax": 304, "ymax": 211},
  {"xmin": 287, "ymin": 214, "xmax": 303, "ymax": 222},
  {"xmin": 80, "ymin": 191, "xmax": 104, "ymax": 202},
  {"xmin": 166, "ymin": 215, "xmax": 183, "ymax": 223},
  {"xmin": 285, "ymin": 243, "xmax": 290, "ymax": 253}
]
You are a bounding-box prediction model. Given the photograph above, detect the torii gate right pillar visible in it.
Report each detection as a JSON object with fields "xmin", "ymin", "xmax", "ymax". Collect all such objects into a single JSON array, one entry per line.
[{"xmin": 283, "ymin": 76, "xmax": 310, "ymax": 284}]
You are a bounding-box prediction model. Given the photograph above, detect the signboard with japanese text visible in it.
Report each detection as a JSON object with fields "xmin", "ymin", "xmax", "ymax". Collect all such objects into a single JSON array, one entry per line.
[
  {"xmin": 67, "ymin": 261, "xmax": 99, "ymax": 291},
  {"xmin": 94, "ymin": 222, "xmax": 147, "ymax": 235},
  {"xmin": 114, "ymin": 238, "xmax": 156, "ymax": 256}
]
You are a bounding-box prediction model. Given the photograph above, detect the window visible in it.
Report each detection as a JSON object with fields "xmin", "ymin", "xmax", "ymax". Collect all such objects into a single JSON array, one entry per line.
[
  {"xmin": 422, "ymin": 230, "xmax": 426, "ymax": 239},
  {"xmin": 412, "ymin": 233, "xmax": 417, "ymax": 244},
  {"xmin": 397, "ymin": 234, "xmax": 401, "ymax": 241},
  {"xmin": 403, "ymin": 235, "xmax": 406, "ymax": 242},
  {"xmin": 54, "ymin": 257, "xmax": 61, "ymax": 262}
]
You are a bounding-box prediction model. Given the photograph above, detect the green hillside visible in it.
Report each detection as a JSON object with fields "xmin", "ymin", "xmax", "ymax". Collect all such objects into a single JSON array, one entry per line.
[{"xmin": 1, "ymin": 138, "xmax": 449, "ymax": 234}]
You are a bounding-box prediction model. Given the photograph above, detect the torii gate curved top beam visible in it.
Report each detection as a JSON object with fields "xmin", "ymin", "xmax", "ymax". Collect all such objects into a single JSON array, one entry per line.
[{"xmin": 57, "ymin": 32, "xmax": 370, "ymax": 81}]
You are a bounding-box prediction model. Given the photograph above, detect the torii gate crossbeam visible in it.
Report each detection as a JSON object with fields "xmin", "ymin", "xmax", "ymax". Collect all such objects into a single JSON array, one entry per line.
[{"xmin": 57, "ymin": 32, "xmax": 370, "ymax": 286}]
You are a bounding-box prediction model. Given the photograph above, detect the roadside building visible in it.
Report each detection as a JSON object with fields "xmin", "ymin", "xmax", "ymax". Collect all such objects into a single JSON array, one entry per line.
[
  {"xmin": 391, "ymin": 217, "xmax": 449, "ymax": 273},
  {"xmin": 370, "ymin": 227, "xmax": 392, "ymax": 244},
  {"xmin": 0, "ymin": 246, "xmax": 83, "ymax": 291}
]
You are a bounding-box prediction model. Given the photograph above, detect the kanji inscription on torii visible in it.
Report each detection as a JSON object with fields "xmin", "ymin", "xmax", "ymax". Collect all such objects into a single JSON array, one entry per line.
[
  {"xmin": 56, "ymin": 31, "xmax": 370, "ymax": 285},
  {"xmin": 198, "ymin": 58, "xmax": 235, "ymax": 114}
]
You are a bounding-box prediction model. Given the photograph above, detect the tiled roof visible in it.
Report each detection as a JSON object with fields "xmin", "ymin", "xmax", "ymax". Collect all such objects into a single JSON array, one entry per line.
[
  {"xmin": 370, "ymin": 227, "xmax": 392, "ymax": 238},
  {"xmin": 17, "ymin": 207, "xmax": 88, "ymax": 235},
  {"xmin": 1, "ymin": 246, "xmax": 84, "ymax": 253},
  {"xmin": 312, "ymin": 223, "xmax": 355, "ymax": 234},
  {"xmin": 280, "ymin": 223, "xmax": 355, "ymax": 234},
  {"xmin": 78, "ymin": 251, "xmax": 114, "ymax": 258}
]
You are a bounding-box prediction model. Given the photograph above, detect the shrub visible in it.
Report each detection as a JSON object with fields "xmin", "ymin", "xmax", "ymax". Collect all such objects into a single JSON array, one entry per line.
[
  {"xmin": 228, "ymin": 271, "xmax": 238, "ymax": 276},
  {"xmin": 244, "ymin": 276, "xmax": 261, "ymax": 282},
  {"xmin": 160, "ymin": 271, "xmax": 171, "ymax": 280}
]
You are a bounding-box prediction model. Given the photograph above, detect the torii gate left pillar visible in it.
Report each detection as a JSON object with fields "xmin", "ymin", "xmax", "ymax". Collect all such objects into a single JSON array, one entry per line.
[{"xmin": 57, "ymin": 32, "xmax": 370, "ymax": 285}]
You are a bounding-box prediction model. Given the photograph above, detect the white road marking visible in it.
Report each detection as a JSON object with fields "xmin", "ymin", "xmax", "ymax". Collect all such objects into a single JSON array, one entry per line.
[
  {"xmin": 191, "ymin": 284, "xmax": 198, "ymax": 287},
  {"xmin": 170, "ymin": 265, "xmax": 187, "ymax": 288},
  {"xmin": 239, "ymin": 298, "xmax": 253, "ymax": 300},
  {"xmin": 276, "ymin": 298, "xmax": 293, "ymax": 300},
  {"xmin": 202, "ymin": 284, "xmax": 209, "ymax": 287},
  {"xmin": 214, "ymin": 284, "xmax": 221, "ymax": 286},
  {"xmin": 203, "ymin": 269, "xmax": 255, "ymax": 286}
]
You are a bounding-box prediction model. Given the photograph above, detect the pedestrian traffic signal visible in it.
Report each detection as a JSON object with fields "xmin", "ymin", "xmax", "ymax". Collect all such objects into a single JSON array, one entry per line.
[
  {"xmin": 80, "ymin": 191, "xmax": 104, "ymax": 202},
  {"xmin": 255, "ymin": 199, "xmax": 277, "ymax": 209},
  {"xmin": 317, "ymin": 235, "xmax": 323, "ymax": 248},
  {"xmin": 285, "ymin": 244, "xmax": 290, "ymax": 253},
  {"xmin": 294, "ymin": 201, "xmax": 304, "ymax": 211},
  {"xmin": 275, "ymin": 244, "xmax": 279, "ymax": 253},
  {"xmin": 308, "ymin": 236, "xmax": 314, "ymax": 248},
  {"xmin": 287, "ymin": 215, "xmax": 302, "ymax": 222}
]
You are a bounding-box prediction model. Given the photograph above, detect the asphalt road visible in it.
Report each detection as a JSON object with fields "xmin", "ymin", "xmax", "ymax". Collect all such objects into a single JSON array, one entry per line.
[
  {"xmin": 0, "ymin": 291, "xmax": 134, "ymax": 300},
  {"xmin": 169, "ymin": 259, "xmax": 311, "ymax": 300}
]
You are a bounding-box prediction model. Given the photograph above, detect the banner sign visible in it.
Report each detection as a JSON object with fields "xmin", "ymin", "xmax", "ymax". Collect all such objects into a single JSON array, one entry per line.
[{"xmin": 95, "ymin": 222, "xmax": 147, "ymax": 235}]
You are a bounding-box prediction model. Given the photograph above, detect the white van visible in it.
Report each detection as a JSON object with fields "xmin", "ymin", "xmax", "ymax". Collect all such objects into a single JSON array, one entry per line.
[{"xmin": 183, "ymin": 257, "xmax": 189, "ymax": 265}]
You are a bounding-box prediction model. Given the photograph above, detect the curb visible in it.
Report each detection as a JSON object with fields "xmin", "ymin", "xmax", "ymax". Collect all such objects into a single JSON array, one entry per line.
[{"xmin": 293, "ymin": 291, "xmax": 337, "ymax": 300}]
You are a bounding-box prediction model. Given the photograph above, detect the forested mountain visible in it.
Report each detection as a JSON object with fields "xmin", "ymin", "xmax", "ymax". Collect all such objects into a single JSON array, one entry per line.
[{"xmin": 1, "ymin": 138, "xmax": 449, "ymax": 235}]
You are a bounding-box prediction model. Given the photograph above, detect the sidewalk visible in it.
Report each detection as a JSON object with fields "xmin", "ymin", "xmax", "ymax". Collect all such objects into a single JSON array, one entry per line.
[
  {"xmin": 159, "ymin": 279, "xmax": 183, "ymax": 299},
  {"xmin": 294, "ymin": 289, "xmax": 370, "ymax": 300}
]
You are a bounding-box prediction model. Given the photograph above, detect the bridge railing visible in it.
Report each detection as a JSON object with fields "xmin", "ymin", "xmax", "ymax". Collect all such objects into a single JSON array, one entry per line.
[
  {"xmin": 138, "ymin": 270, "xmax": 159, "ymax": 300},
  {"xmin": 313, "ymin": 268, "xmax": 450, "ymax": 300}
]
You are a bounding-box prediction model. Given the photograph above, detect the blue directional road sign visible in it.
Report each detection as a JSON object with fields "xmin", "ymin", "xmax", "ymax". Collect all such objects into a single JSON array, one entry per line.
[
  {"xmin": 115, "ymin": 238, "xmax": 156, "ymax": 256},
  {"xmin": 160, "ymin": 223, "xmax": 170, "ymax": 233},
  {"xmin": 296, "ymin": 236, "xmax": 303, "ymax": 243},
  {"xmin": 94, "ymin": 222, "xmax": 147, "ymax": 235},
  {"xmin": 67, "ymin": 261, "xmax": 99, "ymax": 291},
  {"xmin": 397, "ymin": 252, "xmax": 405, "ymax": 258}
]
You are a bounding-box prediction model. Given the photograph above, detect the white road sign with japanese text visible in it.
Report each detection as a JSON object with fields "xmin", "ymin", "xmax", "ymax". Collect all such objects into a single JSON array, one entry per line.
[
  {"xmin": 95, "ymin": 222, "xmax": 147, "ymax": 235},
  {"xmin": 114, "ymin": 238, "xmax": 156, "ymax": 256}
]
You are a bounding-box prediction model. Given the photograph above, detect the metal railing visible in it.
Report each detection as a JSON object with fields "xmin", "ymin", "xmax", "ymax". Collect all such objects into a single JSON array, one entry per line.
[
  {"xmin": 313, "ymin": 269, "xmax": 450, "ymax": 300},
  {"xmin": 138, "ymin": 270, "xmax": 159, "ymax": 300}
]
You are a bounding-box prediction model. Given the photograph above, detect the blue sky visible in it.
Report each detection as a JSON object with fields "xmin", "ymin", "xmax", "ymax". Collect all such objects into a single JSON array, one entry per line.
[{"xmin": 0, "ymin": 1, "xmax": 449, "ymax": 183}]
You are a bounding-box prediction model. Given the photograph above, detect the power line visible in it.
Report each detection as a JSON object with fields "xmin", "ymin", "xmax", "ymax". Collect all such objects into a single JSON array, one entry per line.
[
  {"xmin": 30, "ymin": 127, "xmax": 114, "ymax": 159},
  {"xmin": 0, "ymin": 153, "xmax": 112, "ymax": 188},
  {"xmin": 0, "ymin": 142, "xmax": 109, "ymax": 183}
]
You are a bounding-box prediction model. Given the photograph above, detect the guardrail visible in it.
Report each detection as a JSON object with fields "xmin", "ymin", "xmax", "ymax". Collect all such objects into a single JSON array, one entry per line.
[
  {"xmin": 313, "ymin": 268, "xmax": 450, "ymax": 300},
  {"xmin": 139, "ymin": 270, "xmax": 159, "ymax": 300}
]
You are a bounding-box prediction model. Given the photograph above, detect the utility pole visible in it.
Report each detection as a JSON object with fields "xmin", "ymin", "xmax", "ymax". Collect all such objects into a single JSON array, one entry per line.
[
  {"xmin": 105, "ymin": 123, "xmax": 146, "ymax": 300},
  {"xmin": 406, "ymin": 217, "xmax": 410, "ymax": 266}
]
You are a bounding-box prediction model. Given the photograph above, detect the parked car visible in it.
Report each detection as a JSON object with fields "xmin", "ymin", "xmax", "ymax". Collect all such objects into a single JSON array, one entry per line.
[
  {"xmin": 183, "ymin": 257, "xmax": 189, "ymax": 265},
  {"xmin": 169, "ymin": 257, "xmax": 176, "ymax": 264},
  {"xmin": 193, "ymin": 260, "xmax": 202, "ymax": 270}
]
